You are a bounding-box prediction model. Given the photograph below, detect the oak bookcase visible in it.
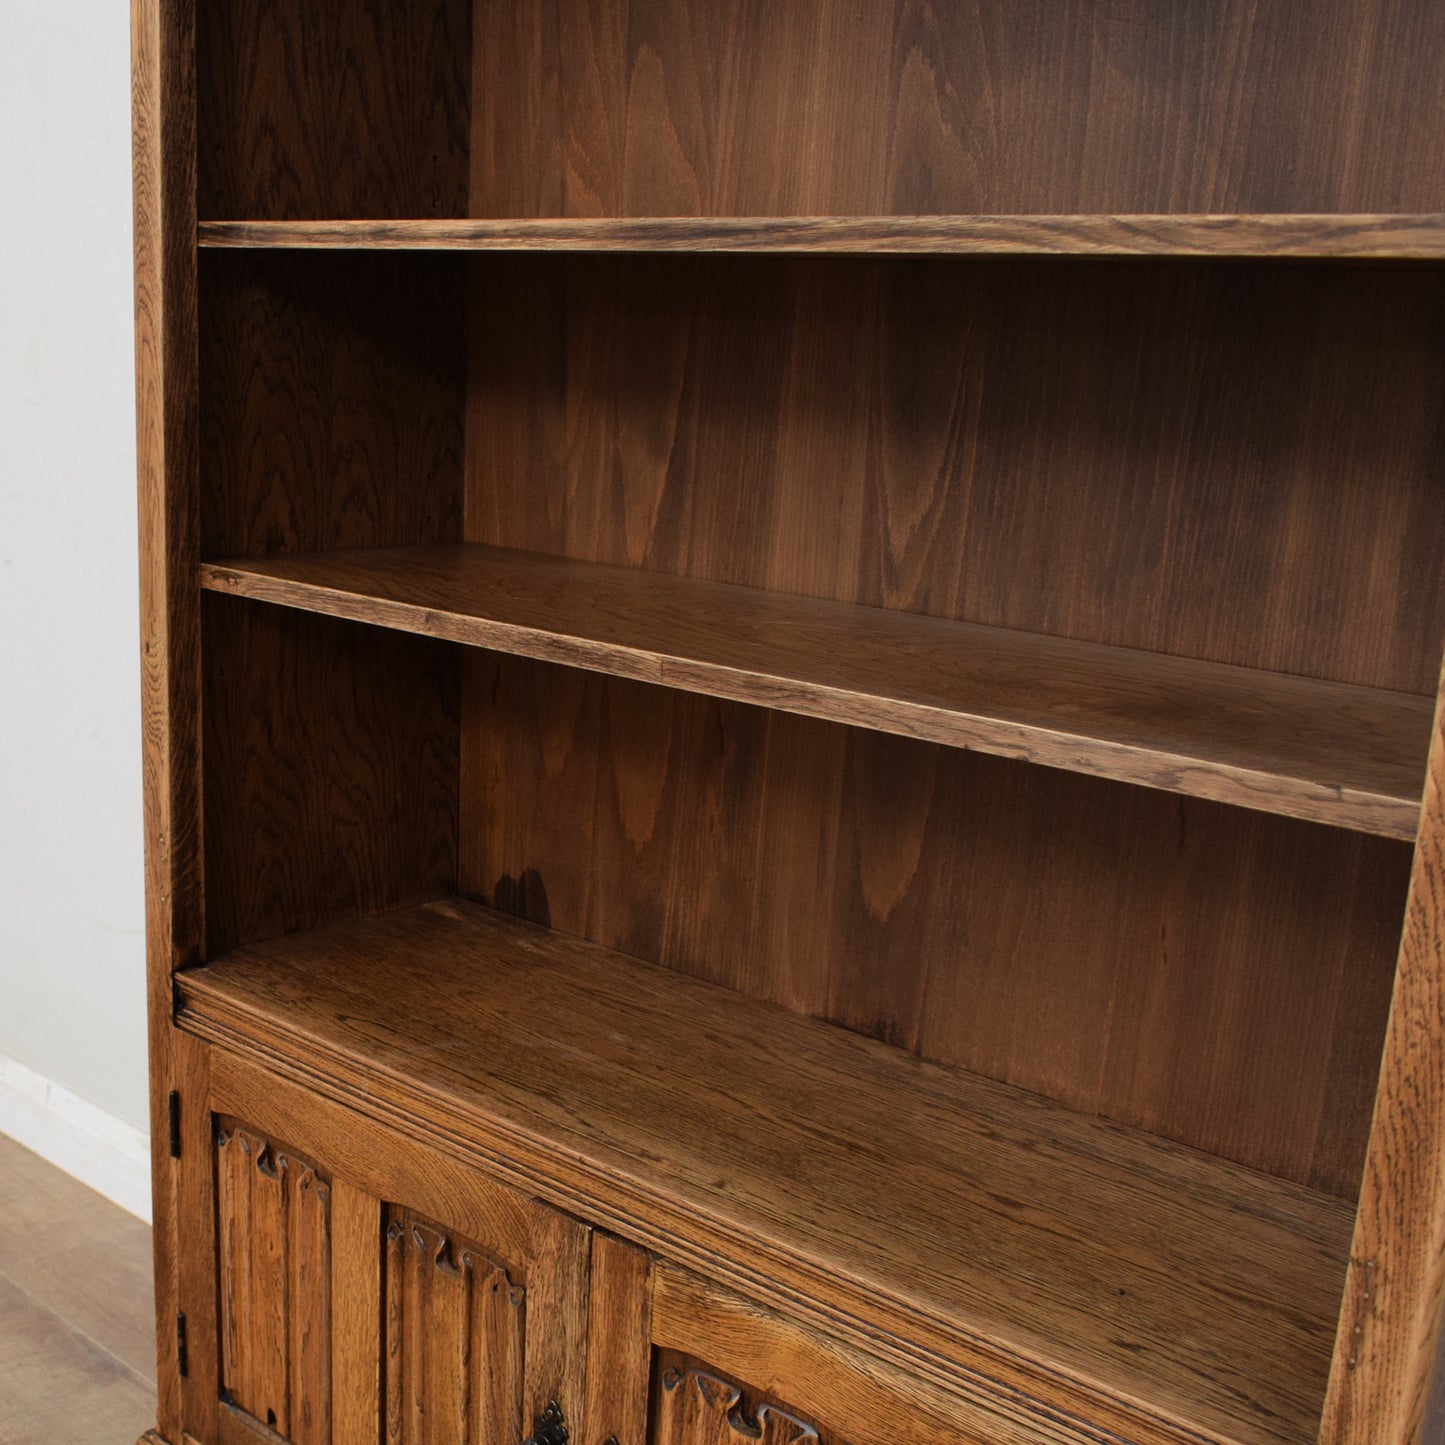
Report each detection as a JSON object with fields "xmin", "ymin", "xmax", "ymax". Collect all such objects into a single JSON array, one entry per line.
[{"xmin": 132, "ymin": 4, "xmax": 1445, "ymax": 1444}]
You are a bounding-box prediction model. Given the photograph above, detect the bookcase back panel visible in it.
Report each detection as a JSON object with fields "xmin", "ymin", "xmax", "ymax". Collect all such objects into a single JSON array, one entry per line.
[
  {"xmin": 468, "ymin": 254, "xmax": 1445, "ymax": 695},
  {"xmin": 198, "ymin": 0, "xmax": 472, "ymax": 220},
  {"xmin": 470, "ymin": 0, "xmax": 1445, "ymax": 217},
  {"xmin": 203, "ymin": 598, "xmax": 460, "ymax": 955},
  {"xmin": 200, "ymin": 251, "xmax": 466, "ymax": 561},
  {"xmin": 459, "ymin": 651, "xmax": 1409, "ymax": 1197}
]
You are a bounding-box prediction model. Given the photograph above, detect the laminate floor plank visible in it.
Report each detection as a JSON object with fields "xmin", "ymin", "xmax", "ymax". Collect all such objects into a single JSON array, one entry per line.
[
  {"xmin": 0, "ymin": 1134, "xmax": 157, "ymax": 1384},
  {"xmin": 0, "ymin": 1135, "xmax": 157, "ymax": 1443}
]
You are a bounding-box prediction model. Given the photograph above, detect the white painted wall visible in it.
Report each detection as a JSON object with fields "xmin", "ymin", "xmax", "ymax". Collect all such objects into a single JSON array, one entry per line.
[{"xmin": 0, "ymin": 3, "xmax": 150, "ymax": 1198}]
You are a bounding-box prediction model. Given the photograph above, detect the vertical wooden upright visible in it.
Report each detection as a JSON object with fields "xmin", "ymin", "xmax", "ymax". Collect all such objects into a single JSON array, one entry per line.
[
  {"xmin": 131, "ymin": 0, "xmax": 201, "ymax": 1437},
  {"xmin": 1325, "ymin": 672, "xmax": 1445, "ymax": 1441}
]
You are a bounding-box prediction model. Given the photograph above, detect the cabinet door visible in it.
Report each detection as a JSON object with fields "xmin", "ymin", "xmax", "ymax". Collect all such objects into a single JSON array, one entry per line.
[
  {"xmin": 613, "ymin": 1258, "xmax": 1063, "ymax": 1445},
  {"xmin": 187, "ymin": 1046, "xmax": 591, "ymax": 1445}
]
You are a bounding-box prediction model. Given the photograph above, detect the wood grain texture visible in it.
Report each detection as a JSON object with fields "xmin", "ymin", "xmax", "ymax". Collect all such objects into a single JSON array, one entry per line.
[
  {"xmin": 1323, "ymin": 674, "xmax": 1445, "ymax": 1444},
  {"xmin": 212, "ymin": 1060, "xmax": 539, "ymax": 1284},
  {"xmin": 178, "ymin": 899, "xmax": 1356, "ymax": 1445},
  {"xmin": 652, "ymin": 1267, "xmax": 1056, "ymax": 1445},
  {"xmin": 174, "ymin": 1031, "xmax": 219, "ymax": 1445},
  {"xmin": 383, "ymin": 1211, "xmax": 524, "ymax": 1445},
  {"xmin": 201, "ymin": 544, "xmax": 1432, "ymax": 839},
  {"xmin": 523, "ymin": 1208, "xmax": 592, "ymax": 1438},
  {"xmin": 196, "ymin": 0, "xmax": 470, "ymax": 219},
  {"xmin": 197, "ymin": 213, "xmax": 1445, "ymax": 258},
  {"xmin": 197, "ymin": 248, "xmax": 465, "ymax": 952},
  {"xmin": 202, "ymin": 597, "xmax": 458, "ymax": 953},
  {"xmin": 216, "ymin": 1124, "xmax": 331, "ymax": 1443},
  {"xmin": 582, "ymin": 1235, "xmax": 653, "ymax": 1445},
  {"xmin": 471, "ymin": 0, "xmax": 1445, "ymax": 217},
  {"xmin": 468, "ymin": 254, "xmax": 1445, "ymax": 696},
  {"xmin": 198, "ymin": 250, "xmax": 465, "ymax": 561},
  {"xmin": 462, "ymin": 654, "xmax": 1407, "ymax": 1197},
  {"xmin": 652, "ymin": 1355, "xmax": 826, "ymax": 1445},
  {"xmin": 331, "ymin": 1179, "xmax": 381, "ymax": 1445},
  {"xmin": 133, "ymin": 0, "xmax": 202, "ymax": 1435}
]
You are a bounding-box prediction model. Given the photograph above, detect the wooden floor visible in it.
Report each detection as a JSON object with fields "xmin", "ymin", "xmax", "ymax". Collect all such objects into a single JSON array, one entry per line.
[{"xmin": 0, "ymin": 1133, "xmax": 156, "ymax": 1445}]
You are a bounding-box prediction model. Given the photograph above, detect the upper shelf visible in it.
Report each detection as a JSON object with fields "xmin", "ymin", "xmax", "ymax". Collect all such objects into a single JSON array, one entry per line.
[
  {"xmin": 196, "ymin": 213, "xmax": 1445, "ymax": 259},
  {"xmin": 200, "ymin": 544, "xmax": 1433, "ymax": 839}
]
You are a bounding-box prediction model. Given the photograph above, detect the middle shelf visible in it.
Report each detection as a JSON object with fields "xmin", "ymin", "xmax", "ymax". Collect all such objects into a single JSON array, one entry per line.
[{"xmin": 200, "ymin": 543, "xmax": 1432, "ymax": 838}]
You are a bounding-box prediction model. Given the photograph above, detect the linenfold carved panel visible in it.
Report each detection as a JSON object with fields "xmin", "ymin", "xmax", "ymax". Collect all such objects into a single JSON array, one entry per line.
[
  {"xmin": 384, "ymin": 1208, "xmax": 525, "ymax": 1444},
  {"xmin": 215, "ymin": 1121, "xmax": 332, "ymax": 1444},
  {"xmin": 653, "ymin": 1355, "xmax": 827, "ymax": 1445}
]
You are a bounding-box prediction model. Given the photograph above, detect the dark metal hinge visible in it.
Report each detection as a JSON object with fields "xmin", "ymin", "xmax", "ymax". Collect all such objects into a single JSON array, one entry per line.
[
  {"xmin": 168, "ymin": 1090, "xmax": 181, "ymax": 1158},
  {"xmin": 523, "ymin": 1400, "xmax": 567, "ymax": 1445},
  {"xmin": 176, "ymin": 1311, "xmax": 188, "ymax": 1378}
]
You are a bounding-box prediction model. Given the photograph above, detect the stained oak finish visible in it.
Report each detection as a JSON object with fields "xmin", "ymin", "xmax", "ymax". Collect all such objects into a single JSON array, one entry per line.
[
  {"xmin": 384, "ymin": 1211, "xmax": 525, "ymax": 1445},
  {"xmin": 139, "ymin": 2, "xmax": 1445, "ymax": 1443},
  {"xmin": 1325, "ymin": 679, "xmax": 1445, "ymax": 1440},
  {"xmin": 133, "ymin": 0, "xmax": 202, "ymax": 1435},
  {"xmin": 215, "ymin": 1125, "xmax": 331, "ymax": 1444},
  {"xmin": 582, "ymin": 1235, "xmax": 653, "ymax": 1445},
  {"xmin": 198, "ymin": 250, "xmax": 465, "ymax": 561},
  {"xmin": 201, "ymin": 543, "xmax": 1432, "ymax": 839},
  {"xmin": 652, "ymin": 1267, "xmax": 1037, "ymax": 1445},
  {"xmin": 462, "ymin": 654, "xmax": 1408, "ymax": 1197},
  {"xmin": 176, "ymin": 898, "xmax": 1355, "ymax": 1445},
  {"xmin": 198, "ymin": 213, "xmax": 1445, "ymax": 258},
  {"xmin": 468, "ymin": 254, "xmax": 1445, "ymax": 697},
  {"xmin": 469, "ymin": 0, "xmax": 1445, "ymax": 218},
  {"xmin": 196, "ymin": 0, "xmax": 470, "ymax": 220},
  {"xmin": 653, "ymin": 1357, "xmax": 830, "ymax": 1445},
  {"xmin": 201, "ymin": 598, "xmax": 459, "ymax": 954},
  {"xmin": 330, "ymin": 1180, "xmax": 381, "ymax": 1445}
]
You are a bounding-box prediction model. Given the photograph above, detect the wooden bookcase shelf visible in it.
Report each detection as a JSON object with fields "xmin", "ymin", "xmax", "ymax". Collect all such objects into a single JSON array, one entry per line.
[
  {"xmin": 136, "ymin": 3, "xmax": 1445, "ymax": 1443},
  {"xmin": 177, "ymin": 897, "xmax": 1353, "ymax": 1445},
  {"xmin": 196, "ymin": 214, "xmax": 1445, "ymax": 258},
  {"xmin": 200, "ymin": 545, "xmax": 1433, "ymax": 839}
]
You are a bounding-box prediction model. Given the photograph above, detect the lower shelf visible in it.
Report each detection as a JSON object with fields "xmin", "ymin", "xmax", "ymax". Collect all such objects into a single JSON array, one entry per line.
[{"xmin": 176, "ymin": 898, "xmax": 1353, "ymax": 1445}]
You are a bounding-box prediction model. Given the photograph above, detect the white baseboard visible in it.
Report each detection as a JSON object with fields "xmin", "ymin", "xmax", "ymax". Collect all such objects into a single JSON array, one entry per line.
[{"xmin": 0, "ymin": 1054, "xmax": 152, "ymax": 1222}]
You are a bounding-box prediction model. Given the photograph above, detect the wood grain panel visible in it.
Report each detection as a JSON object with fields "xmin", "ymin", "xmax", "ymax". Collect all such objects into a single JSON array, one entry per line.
[
  {"xmin": 197, "ymin": 213, "xmax": 1445, "ymax": 259},
  {"xmin": 460, "ymin": 654, "xmax": 1408, "ymax": 1197},
  {"xmin": 383, "ymin": 1211, "xmax": 525, "ymax": 1445},
  {"xmin": 471, "ymin": 0, "xmax": 1445, "ymax": 217},
  {"xmin": 197, "ymin": 0, "xmax": 470, "ymax": 219},
  {"xmin": 202, "ymin": 597, "xmax": 459, "ymax": 954},
  {"xmin": 215, "ymin": 1124, "xmax": 331, "ymax": 1443},
  {"xmin": 523, "ymin": 1208, "xmax": 592, "ymax": 1436},
  {"xmin": 199, "ymin": 250, "xmax": 465, "ymax": 561},
  {"xmin": 201, "ymin": 544, "xmax": 1432, "ymax": 839},
  {"xmin": 211, "ymin": 1058, "xmax": 538, "ymax": 1280},
  {"xmin": 133, "ymin": 0, "xmax": 202, "ymax": 1434},
  {"xmin": 582, "ymin": 1235, "xmax": 653, "ymax": 1445},
  {"xmin": 652, "ymin": 1267, "xmax": 1046, "ymax": 1445},
  {"xmin": 180, "ymin": 899, "xmax": 1356, "ymax": 1445},
  {"xmin": 175, "ymin": 1031, "xmax": 220, "ymax": 1444},
  {"xmin": 467, "ymin": 254, "xmax": 1445, "ymax": 695},
  {"xmin": 331, "ymin": 1179, "xmax": 382, "ymax": 1445},
  {"xmin": 1323, "ymin": 675, "xmax": 1445, "ymax": 1443},
  {"xmin": 652, "ymin": 1354, "xmax": 828, "ymax": 1445}
]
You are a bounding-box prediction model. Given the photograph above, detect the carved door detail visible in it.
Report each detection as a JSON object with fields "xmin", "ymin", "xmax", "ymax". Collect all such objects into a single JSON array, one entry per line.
[
  {"xmin": 216, "ymin": 1121, "xmax": 332, "ymax": 1444},
  {"xmin": 652, "ymin": 1353, "xmax": 833, "ymax": 1445},
  {"xmin": 384, "ymin": 1207, "xmax": 526, "ymax": 1444}
]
